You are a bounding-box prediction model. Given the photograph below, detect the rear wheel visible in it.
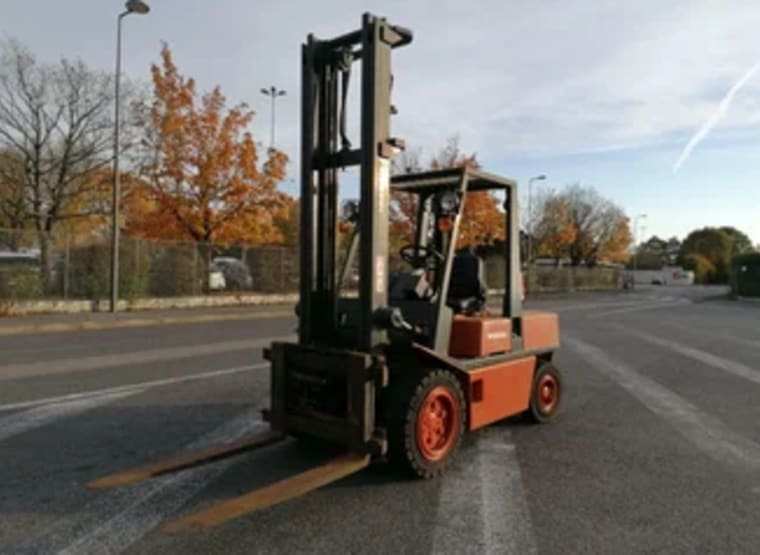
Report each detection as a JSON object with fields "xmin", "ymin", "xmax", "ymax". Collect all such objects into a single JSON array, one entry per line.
[
  {"xmin": 526, "ymin": 362, "xmax": 562, "ymax": 423},
  {"xmin": 388, "ymin": 368, "xmax": 466, "ymax": 479}
]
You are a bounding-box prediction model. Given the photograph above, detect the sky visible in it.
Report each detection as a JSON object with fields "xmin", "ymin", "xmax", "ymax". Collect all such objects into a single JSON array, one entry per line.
[{"xmin": 2, "ymin": 0, "xmax": 760, "ymax": 244}]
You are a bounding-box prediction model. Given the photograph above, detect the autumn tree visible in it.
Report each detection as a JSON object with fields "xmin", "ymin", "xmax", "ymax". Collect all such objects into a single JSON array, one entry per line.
[
  {"xmin": 130, "ymin": 45, "xmax": 289, "ymax": 249},
  {"xmin": 533, "ymin": 192, "xmax": 576, "ymax": 264},
  {"xmin": 389, "ymin": 136, "xmax": 504, "ymax": 251},
  {"xmin": 273, "ymin": 195, "xmax": 299, "ymax": 247},
  {"xmin": 534, "ymin": 184, "xmax": 632, "ymax": 266},
  {"xmin": 0, "ymin": 40, "xmax": 122, "ymax": 289},
  {"xmin": 677, "ymin": 226, "xmax": 754, "ymax": 283},
  {"xmin": 719, "ymin": 226, "xmax": 754, "ymax": 258},
  {"xmin": 681, "ymin": 253, "xmax": 716, "ymax": 284}
]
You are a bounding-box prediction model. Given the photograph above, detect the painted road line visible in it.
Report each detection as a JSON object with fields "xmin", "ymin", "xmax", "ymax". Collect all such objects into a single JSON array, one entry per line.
[
  {"xmin": 478, "ymin": 430, "xmax": 538, "ymax": 555},
  {"xmin": 651, "ymin": 319, "xmax": 760, "ymax": 352},
  {"xmin": 432, "ymin": 429, "xmax": 537, "ymax": 555},
  {"xmin": 0, "ymin": 309, "xmax": 294, "ymax": 337},
  {"xmin": 565, "ymin": 335, "xmax": 760, "ymax": 472},
  {"xmin": 556, "ymin": 300, "xmax": 641, "ymax": 312},
  {"xmin": 590, "ymin": 299, "xmax": 688, "ymax": 318},
  {"xmin": 617, "ymin": 326, "xmax": 760, "ymax": 387},
  {"xmin": 0, "ymin": 362, "xmax": 269, "ymax": 412},
  {"xmin": 0, "ymin": 390, "xmax": 139, "ymax": 443},
  {"xmin": 13, "ymin": 410, "xmax": 266, "ymax": 555},
  {"xmin": 0, "ymin": 334, "xmax": 293, "ymax": 381}
]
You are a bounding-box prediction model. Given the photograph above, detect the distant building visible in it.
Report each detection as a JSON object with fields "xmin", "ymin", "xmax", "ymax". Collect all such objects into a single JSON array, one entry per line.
[{"xmin": 630, "ymin": 266, "xmax": 694, "ymax": 286}]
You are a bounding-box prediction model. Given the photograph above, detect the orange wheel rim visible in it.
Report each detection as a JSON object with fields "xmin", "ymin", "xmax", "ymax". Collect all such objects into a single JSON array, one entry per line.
[
  {"xmin": 416, "ymin": 386, "xmax": 459, "ymax": 461},
  {"xmin": 537, "ymin": 374, "xmax": 559, "ymax": 414}
]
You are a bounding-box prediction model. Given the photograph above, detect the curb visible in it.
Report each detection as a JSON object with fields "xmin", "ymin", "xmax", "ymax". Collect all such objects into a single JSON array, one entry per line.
[{"xmin": 0, "ymin": 308, "xmax": 294, "ymax": 337}]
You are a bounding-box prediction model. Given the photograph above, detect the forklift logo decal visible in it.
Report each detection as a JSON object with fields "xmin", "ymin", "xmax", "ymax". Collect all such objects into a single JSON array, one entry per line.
[
  {"xmin": 376, "ymin": 255, "xmax": 386, "ymax": 294},
  {"xmin": 377, "ymin": 159, "xmax": 390, "ymax": 218}
]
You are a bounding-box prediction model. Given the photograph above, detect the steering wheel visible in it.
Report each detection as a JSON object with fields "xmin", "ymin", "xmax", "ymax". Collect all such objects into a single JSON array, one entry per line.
[{"xmin": 400, "ymin": 244, "xmax": 444, "ymax": 267}]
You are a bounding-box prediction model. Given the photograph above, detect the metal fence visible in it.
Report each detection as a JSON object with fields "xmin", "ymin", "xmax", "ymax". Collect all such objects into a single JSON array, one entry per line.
[
  {"xmin": 0, "ymin": 228, "xmax": 623, "ymax": 303},
  {"xmin": 0, "ymin": 228, "xmax": 299, "ymax": 302}
]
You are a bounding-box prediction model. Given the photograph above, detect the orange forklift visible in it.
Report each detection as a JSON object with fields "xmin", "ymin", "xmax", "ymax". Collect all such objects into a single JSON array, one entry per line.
[{"xmin": 89, "ymin": 13, "xmax": 562, "ymax": 532}]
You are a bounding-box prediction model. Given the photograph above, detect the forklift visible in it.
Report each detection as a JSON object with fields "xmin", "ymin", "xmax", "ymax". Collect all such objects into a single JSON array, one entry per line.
[{"xmin": 89, "ymin": 13, "xmax": 562, "ymax": 533}]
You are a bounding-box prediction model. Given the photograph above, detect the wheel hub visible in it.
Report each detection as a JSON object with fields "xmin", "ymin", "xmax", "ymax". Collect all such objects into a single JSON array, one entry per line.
[
  {"xmin": 416, "ymin": 386, "xmax": 458, "ymax": 461},
  {"xmin": 537, "ymin": 374, "xmax": 558, "ymax": 414}
]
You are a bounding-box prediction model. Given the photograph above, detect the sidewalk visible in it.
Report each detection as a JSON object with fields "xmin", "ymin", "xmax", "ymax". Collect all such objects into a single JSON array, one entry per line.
[{"xmin": 0, "ymin": 304, "xmax": 295, "ymax": 336}]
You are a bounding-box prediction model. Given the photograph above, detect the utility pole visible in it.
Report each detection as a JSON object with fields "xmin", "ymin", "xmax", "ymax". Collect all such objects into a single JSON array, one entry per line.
[
  {"xmin": 632, "ymin": 214, "xmax": 648, "ymax": 290},
  {"xmin": 110, "ymin": 0, "xmax": 150, "ymax": 313},
  {"xmin": 260, "ymin": 85, "xmax": 286, "ymax": 149}
]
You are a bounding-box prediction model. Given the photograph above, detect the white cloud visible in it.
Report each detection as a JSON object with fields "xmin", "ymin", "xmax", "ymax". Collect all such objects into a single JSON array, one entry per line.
[{"xmin": 5, "ymin": 0, "xmax": 760, "ymax": 167}]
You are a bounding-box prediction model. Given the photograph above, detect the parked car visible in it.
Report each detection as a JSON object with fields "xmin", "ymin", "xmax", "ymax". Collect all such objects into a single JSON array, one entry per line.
[
  {"xmin": 208, "ymin": 267, "xmax": 226, "ymax": 291},
  {"xmin": 211, "ymin": 257, "xmax": 253, "ymax": 291}
]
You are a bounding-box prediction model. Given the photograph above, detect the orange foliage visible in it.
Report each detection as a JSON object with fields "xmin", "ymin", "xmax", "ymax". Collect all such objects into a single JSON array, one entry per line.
[
  {"xmin": 535, "ymin": 197, "xmax": 577, "ymax": 260},
  {"xmin": 534, "ymin": 186, "xmax": 632, "ymax": 266},
  {"xmin": 54, "ymin": 167, "xmax": 113, "ymax": 246},
  {"xmin": 598, "ymin": 216, "xmax": 633, "ymax": 264},
  {"xmin": 431, "ymin": 138, "xmax": 504, "ymax": 249},
  {"xmin": 129, "ymin": 45, "xmax": 290, "ymax": 245},
  {"xmin": 390, "ymin": 136, "xmax": 505, "ymax": 250}
]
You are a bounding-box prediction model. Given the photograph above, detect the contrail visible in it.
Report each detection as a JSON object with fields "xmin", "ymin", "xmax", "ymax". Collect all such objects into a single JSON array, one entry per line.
[{"xmin": 672, "ymin": 61, "xmax": 760, "ymax": 173}]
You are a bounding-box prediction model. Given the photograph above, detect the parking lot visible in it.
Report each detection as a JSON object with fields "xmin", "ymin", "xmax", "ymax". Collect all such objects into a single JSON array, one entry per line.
[{"xmin": 2, "ymin": 285, "xmax": 759, "ymax": 554}]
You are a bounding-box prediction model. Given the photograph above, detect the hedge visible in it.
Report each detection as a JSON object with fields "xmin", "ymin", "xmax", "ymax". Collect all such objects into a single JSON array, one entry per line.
[{"xmin": 731, "ymin": 253, "xmax": 760, "ymax": 298}]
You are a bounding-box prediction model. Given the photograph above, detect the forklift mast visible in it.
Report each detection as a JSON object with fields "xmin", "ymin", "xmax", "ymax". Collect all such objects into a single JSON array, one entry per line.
[{"xmin": 299, "ymin": 13, "xmax": 412, "ymax": 352}]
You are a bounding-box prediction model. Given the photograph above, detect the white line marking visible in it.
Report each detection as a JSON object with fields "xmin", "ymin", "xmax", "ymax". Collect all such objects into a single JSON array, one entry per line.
[
  {"xmin": 618, "ymin": 326, "xmax": 760, "ymax": 387},
  {"xmin": 649, "ymin": 319, "xmax": 760, "ymax": 352},
  {"xmin": 0, "ymin": 363, "xmax": 268, "ymax": 412},
  {"xmin": 432, "ymin": 429, "xmax": 537, "ymax": 555},
  {"xmin": 0, "ymin": 334, "xmax": 291, "ymax": 380},
  {"xmin": 565, "ymin": 334, "xmax": 760, "ymax": 472},
  {"xmin": 12, "ymin": 411, "xmax": 265, "ymax": 555},
  {"xmin": 479, "ymin": 430, "xmax": 538, "ymax": 555},
  {"xmin": 554, "ymin": 300, "xmax": 641, "ymax": 312},
  {"xmin": 590, "ymin": 299, "xmax": 687, "ymax": 318},
  {"xmin": 0, "ymin": 390, "xmax": 140, "ymax": 443}
]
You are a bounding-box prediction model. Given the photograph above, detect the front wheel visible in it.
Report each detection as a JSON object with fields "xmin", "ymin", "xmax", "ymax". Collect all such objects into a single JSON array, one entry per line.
[
  {"xmin": 387, "ymin": 368, "xmax": 466, "ymax": 479},
  {"xmin": 526, "ymin": 362, "xmax": 563, "ymax": 423}
]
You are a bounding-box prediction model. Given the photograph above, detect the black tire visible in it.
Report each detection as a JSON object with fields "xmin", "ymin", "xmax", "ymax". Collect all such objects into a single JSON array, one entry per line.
[
  {"xmin": 526, "ymin": 362, "xmax": 563, "ymax": 424},
  {"xmin": 387, "ymin": 368, "xmax": 466, "ymax": 479}
]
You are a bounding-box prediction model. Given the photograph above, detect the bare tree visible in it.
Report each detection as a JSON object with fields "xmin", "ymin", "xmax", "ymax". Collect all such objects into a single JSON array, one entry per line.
[
  {"xmin": 0, "ymin": 148, "xmax": 28, "ymax": 249},
  {"xmin": 391, "ymin": 146, "xmax": 423, "ymax": 176},
  {"xmin": 0, "ymin": 40, "xmax": 118, "ymax": 289}
]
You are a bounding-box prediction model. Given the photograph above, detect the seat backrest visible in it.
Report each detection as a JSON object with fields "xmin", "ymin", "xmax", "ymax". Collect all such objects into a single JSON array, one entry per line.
[{"xmin": 447, "ymin": 252, "xmax": 487, "ymax": 313}]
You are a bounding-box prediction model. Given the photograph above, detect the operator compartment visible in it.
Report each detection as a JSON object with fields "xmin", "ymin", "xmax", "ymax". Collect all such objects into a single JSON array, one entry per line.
[{"xmin": 449, "ymin": 315, "xmax": 512, "ymax": 357}]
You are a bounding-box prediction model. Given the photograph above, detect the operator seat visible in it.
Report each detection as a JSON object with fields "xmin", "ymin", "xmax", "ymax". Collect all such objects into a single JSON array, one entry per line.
[{"xmin": 447, "ymin": 251, "xmax": 487, "ymax": 315}]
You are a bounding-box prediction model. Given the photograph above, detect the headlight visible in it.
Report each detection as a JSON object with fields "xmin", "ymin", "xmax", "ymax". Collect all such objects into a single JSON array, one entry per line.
[
  {"xmin": 437, "ymin": 191, "xmax": 459, "ymax": 214},
  {"xmin": 341, "ymin": 200, "xmax": 359, "ymax": 222}
]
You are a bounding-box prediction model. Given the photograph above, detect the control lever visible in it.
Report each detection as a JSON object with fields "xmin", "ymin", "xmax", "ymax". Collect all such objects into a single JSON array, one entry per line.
[{"xmin": 373, "ymin": 307, "xmax": 416, "ymax": 333}]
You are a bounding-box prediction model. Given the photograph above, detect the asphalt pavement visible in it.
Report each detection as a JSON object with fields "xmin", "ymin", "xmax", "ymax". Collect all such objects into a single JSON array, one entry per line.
[{"xmin": 2, "ymin": 285, "xmax": 759, "ymax": 554}]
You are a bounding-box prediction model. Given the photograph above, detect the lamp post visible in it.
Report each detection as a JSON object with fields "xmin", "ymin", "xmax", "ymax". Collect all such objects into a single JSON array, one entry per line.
[
  {"xmin": 632, "ymin": 214, "xmax": 648, "ymax": 289},
  {"xmin": 526, "ymin": 174, "xmax": 546, "ymax": 292},
  {"xmin": 110, "ymin": 0, "xmax": 150, "ymax": 313},
  {"xmin": 260, "ymin": 85, "xmax": 286, "ymax": 149}
]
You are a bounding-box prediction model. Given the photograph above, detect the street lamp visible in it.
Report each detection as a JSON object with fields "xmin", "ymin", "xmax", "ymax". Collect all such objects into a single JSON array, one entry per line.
[
  {"xmin": 260, "ymin": 85, "xmax": 286, "ymax": 149},
  {"xmin": 632, "ymin": 213, "xmax": 648, "ymax": 289},
  {"xmin": 110, "ymin": 0, "xmax": 150, "ymax": 313}
]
